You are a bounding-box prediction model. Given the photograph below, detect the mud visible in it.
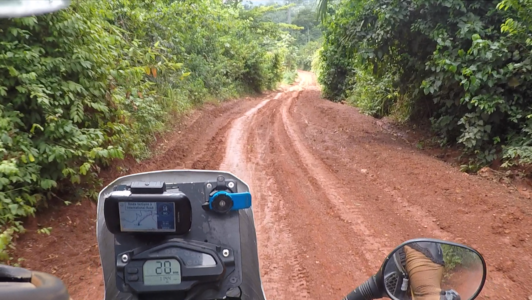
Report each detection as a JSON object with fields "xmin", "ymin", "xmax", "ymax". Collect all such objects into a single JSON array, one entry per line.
[{"xmin": 13, "ymin": 72, "xmax": 532, "ymax": 299}]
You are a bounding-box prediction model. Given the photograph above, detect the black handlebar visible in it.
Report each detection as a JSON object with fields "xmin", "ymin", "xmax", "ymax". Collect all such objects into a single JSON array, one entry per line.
[
  {"xmin": 343, "ymin": 276, "xmax": 382, "ymax": 300},
  {"xmin": 0, "ymin": 265, "xmax": 70, "ymax": 300}
]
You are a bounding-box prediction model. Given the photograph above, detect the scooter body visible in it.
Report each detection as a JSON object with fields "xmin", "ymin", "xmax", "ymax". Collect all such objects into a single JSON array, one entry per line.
[{"xmin": 96, "ymin": 170, "xmax": 267, "ymax": 300}]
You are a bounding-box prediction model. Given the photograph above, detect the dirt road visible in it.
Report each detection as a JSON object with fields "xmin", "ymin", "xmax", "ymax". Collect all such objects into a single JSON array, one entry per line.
[{"xmin": 15, "ymin": 71, "xmax": 532, "ymax": 299}]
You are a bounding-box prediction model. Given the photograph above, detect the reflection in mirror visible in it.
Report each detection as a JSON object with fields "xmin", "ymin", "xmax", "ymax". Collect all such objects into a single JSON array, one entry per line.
[
  {"xmin": 383, "ymin": 242, "xmax": 484, "ymax": 300},
  {"xmin": 0, "ymin": 0, "xmax": 71, "ymax": 18}
]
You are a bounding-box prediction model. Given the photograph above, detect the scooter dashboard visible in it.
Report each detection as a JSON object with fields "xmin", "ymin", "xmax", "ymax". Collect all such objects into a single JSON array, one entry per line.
[{"xmin": 97, "ymin": 171, "xmax": 254, "ymax": 300}]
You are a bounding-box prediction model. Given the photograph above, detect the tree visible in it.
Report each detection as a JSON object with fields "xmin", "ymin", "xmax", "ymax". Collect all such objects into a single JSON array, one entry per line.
[
  {"xmin": 317, "ymin": 0, "xmax": 532, "ymax": 168},
  {"xmin": 292, "ymin": 7, "xmax": 321, "ymax": 43}
]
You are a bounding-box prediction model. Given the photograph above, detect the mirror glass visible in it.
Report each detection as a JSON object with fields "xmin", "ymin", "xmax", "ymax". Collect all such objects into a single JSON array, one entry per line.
[
  {"xmin": 382, "ymin": 241, "xmax": 485, "ymax": 300},
  {"xmin": 0, "ymin": 0, "xmax": 71, "ymax": 18}
]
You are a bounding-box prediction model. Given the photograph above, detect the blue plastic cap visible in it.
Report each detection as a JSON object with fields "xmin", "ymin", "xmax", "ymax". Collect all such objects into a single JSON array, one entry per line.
[{"xmin": 209, "ymin": 191, "xmax": 252, "ymax": 211}]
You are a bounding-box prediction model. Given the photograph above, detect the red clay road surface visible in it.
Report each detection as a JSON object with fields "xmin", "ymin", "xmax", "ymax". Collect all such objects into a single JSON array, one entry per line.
[{"xmin": 14, "ymin": 71, "xmax": 532, "ymax": 300}]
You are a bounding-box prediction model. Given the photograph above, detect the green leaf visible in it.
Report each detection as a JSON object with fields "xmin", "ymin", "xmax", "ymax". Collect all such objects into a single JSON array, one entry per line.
[
  {"xmin": 180, "ymin": 72, "xmax": 191, "ymax": 80},
  {"xmin": 40, "ymin": 179, "xmax": 57, "ymax": 190},
  {"xmin": 8, "ymin": 204, "xmax": 18, "ymax": 215},
  {"xmin": 79, "ymin": 162, "xmax": 91, "ymax": 175},
  {"xmin": 30, "ymin": 124, "xmax": 44, "ymax": 134}
]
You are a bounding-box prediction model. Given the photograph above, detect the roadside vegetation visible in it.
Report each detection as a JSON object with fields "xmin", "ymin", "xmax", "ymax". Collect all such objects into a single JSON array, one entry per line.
[
  {"xmin": 256, "ymin": 0, "xmax": 323, "ymax": 74},
  {"xmin": 0, "ymin": 0, "xmax": 296, "ymax": 261},
  {"xmin": 316, "ymin": 0, "xmax": 532, "ymax": 172}
]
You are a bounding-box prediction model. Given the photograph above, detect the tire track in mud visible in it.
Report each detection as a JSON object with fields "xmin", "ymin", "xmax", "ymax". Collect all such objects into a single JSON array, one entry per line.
[
  {"xmin": 218, "ymin": 74, "xmax": 395, "ymax": 299},
  {"xmin": 279, "ymin": 74, "xmax": 390, "ymax": 268},
  {"xmin": 261, "ymin": 98, "xmax": 371, "ymax": 297},
  {"xmin": 218, "ymin": 88, "xmax": 312, "ymax": 299}
]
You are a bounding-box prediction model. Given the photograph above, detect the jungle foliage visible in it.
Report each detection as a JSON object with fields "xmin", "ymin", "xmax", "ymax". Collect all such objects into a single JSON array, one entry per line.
[
  {"xmin": 317, "ymin": 0, "xmax": 532, "ymax": 170},
  {"xmin": 261, "ymin": 1, "xmax": 323, "ymax": 71},
  {"xmin": 0, "ymin": 0, "xmax": 294, "ymax": 260}
]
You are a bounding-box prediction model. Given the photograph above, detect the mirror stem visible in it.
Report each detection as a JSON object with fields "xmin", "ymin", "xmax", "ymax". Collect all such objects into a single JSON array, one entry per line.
[{"xmin": 343, "ymin": 275, "xmax": 382, "ymax": 300}]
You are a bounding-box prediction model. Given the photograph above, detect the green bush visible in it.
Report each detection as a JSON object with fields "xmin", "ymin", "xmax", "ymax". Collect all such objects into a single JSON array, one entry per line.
[
  {"xmin": 283, "ymin": 70, "xmax": 299, "ymax": 84},
  {"xmin": 296, "ymin": 40, "xmax": 323, "ymax": 71},
  {"xmin": 347, "ymin": 67, "xmax": 399, "ymax": 118},
  {"xmin": 442, "ymin": 244, "xmax": 481, "ymax": 272},
  {"xmin": 311, "ymin": 47, "xmax": 323, "ymax": 79},
  {"xmin": 318, "ymin": 0, "xmax": 532, "ymax": 167},
  {"xmin": 0, "ymin": 0, "xmax": 292, "ymax": 261}
]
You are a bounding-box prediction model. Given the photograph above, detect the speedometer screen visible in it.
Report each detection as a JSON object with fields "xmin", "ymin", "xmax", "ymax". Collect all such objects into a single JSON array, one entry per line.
[
  {"xmin": 143, "ymin": 259, "xmax": 181, "ymax": 285},
  {"xmin": 119, "ymin": 202, "xmax": 175, "ymax": 232}
]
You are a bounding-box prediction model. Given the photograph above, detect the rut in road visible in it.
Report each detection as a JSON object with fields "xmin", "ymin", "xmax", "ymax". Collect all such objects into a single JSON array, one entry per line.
[{"xmin": 218, "ymin": 71, "xmax": 532, "ymax": 300}]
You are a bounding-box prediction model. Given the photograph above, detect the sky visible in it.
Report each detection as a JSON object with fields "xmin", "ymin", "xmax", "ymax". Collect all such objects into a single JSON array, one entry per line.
[
  {"xmin": 245, "ymin": 0, "xmax": 286, "ymax": 4},
  {"xmin": 244, "ymin": 0, "xmax": 315, "ymax": 6}
]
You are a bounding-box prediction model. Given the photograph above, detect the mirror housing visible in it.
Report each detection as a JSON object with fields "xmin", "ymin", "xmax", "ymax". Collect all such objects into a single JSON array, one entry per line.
[
  {"xmin": 0, "ymin": 0, "xmax": 71, "ymax": 18},
  {"xmin": 375, "ymin": 238, "xmax": 487, "ymax": 300}
]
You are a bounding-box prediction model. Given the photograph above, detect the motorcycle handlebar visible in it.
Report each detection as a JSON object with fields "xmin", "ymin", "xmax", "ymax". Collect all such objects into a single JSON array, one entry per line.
[
  {"xmin": 1, "ymin": 267, "xmax": 70, "ymax": 300},
  {"xmin": 30, "ymin": 271, "xmax": 71, "ymax": 300},
  {"xmin": 343, "ymin": 276, "xmax": 382, "ymax": 300}
]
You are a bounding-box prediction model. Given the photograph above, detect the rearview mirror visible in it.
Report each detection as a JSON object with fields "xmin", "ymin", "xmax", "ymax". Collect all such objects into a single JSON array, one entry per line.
[
  {"xmin": 381, "ymin": 239, "xmax": 486, "ymax": 300},
  {"xmin": 0, "ymin": 0, "xmax": 71, "ymax": 18}
]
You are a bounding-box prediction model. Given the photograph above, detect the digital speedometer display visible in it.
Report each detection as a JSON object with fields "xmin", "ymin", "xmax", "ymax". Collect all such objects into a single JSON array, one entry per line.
[
  {"xmin": 143, "ymin": 259, "xmax": 181, "ymax": 285},
  {"xmin": 118, "ymin": 202, "xmax": 175, "ymax": 232}
]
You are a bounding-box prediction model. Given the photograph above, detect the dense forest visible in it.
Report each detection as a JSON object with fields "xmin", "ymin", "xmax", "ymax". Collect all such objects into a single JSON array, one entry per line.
[
  {"xmin": 316, "ymin": 0, "xmax": 532, "ymax": 172},
  {"xmin": 0, "ymin": 0, "xmax": 298, "ymax": 260},
  {"xmin": 257, "ymin": 0, "xmax": 323, "ymax": 73}
]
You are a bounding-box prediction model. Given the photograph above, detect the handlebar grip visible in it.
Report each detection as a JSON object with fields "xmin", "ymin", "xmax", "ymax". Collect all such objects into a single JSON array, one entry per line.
[
  {"xmin": 343, "ymin": 276, "xmax": 382, "ymax": 300},
  {"xmin": 31, "ymin": 271, "xmax": 71, "ymax": 300},
  {"xmin": 0, "ymin": 269, "xmax": 70, "ymax": 300}
]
